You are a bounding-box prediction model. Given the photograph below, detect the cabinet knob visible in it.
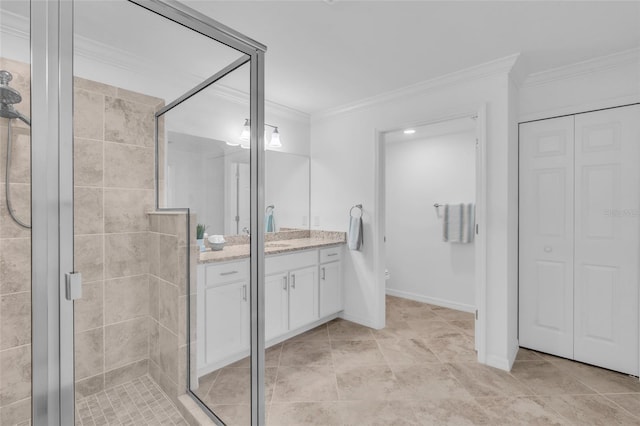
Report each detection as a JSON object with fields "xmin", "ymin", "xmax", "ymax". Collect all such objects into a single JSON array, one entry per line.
[
  {"xmin": 544, "ymin": 246, "xmax": 552, "ymax": 253},
  {"xmin": 291, "ymin": 274, "xmax": 296, "ymax": 289},
  {"xmin": 283, "ymin": 276, "xmax": 287, "ymax": 290},
  {"xmin": 321, "ymin": 267, "xmax": 326, "ymax": 280}
]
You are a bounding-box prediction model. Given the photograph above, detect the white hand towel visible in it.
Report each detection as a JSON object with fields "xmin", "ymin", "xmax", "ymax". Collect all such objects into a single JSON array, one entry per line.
[
  {"xmin": 443, "ymin": 203, "xmax": 475, "ymax": 243},
  {"xmin": 348, "ymin": 215, "xmax": 363, "ymax": 250}
]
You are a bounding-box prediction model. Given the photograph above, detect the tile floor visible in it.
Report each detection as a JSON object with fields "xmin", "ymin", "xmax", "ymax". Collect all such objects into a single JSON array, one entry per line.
[
  {"xmin": 194, "ymin": 295, "xmax": 640, "ymax": 425},
  {"xmin": 75, "ymin": 375, "xmax": 187, "ymax": 425}
]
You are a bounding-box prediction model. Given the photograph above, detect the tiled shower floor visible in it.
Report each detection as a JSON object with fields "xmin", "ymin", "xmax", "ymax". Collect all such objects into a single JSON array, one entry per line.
[{"xmin": 75, "ymin": 376, "xmax": 187, "ymax": 426}]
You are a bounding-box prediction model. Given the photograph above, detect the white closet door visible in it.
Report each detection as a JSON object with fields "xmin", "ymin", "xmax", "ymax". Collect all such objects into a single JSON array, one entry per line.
[
  {"xmin": 574, "ymin": 105, "xmax": 640, "ymax": 375},
  {"xmin": 519, "ymin": 116, "xmax": 575, "ymax": 358}
]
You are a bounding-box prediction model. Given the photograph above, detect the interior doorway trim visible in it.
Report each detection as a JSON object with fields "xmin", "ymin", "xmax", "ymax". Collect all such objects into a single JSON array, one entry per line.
[{"xmin": 373, "ymin": 105, "xmax": 488, "ymax": 363}]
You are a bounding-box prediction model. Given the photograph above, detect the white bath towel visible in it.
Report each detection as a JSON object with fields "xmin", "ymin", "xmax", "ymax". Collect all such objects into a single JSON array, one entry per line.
[
  {"xmin": 443, "ymin": 203, "xmax": 475, "ymax": 243},
  {"xmin": 348, "ymin": 215, "xmax": 363, "ymax": 250}
]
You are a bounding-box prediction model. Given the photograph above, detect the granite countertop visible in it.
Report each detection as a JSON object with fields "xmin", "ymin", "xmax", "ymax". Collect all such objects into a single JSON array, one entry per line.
[{"xmin": 199, "ymin": 233, "xmax": 346, "ymax": 264}]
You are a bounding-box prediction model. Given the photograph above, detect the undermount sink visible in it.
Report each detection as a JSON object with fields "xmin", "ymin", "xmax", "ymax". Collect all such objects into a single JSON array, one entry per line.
[{"xmin": 266, "ymin": 243, "xmax": 292, "ymax": 248}]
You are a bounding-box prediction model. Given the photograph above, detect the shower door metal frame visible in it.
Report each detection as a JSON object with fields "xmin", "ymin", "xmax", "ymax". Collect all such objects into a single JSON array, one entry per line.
[{"xmin": 30, "ymin": 0, "xmax": 267, "ymax": 424}]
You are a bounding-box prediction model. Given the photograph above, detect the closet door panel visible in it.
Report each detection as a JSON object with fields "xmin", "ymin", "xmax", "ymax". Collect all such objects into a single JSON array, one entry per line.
[
  {"xmin": 574, "ymin": 104, "xmax": 640, "ymax": 375},
  {"xmin": 519, "ymin": 116, "xmax": 575, "ymax": 358}
]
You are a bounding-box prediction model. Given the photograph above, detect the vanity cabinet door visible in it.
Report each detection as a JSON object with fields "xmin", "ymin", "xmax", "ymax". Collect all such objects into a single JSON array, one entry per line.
[
  {"xmin": 288, "ymin": 266, "xmax": 319, "ymax": 330},
  {"xmin": 265, "ymin": 272, "xmax": 289, "ymax": 341},
  {"xmin": 320, "ymin": 261, "xmax": 342, "ymax": 317},
  {"xmin": 204, "ymin": 280, "xmax": 249, "ymax": 365}
]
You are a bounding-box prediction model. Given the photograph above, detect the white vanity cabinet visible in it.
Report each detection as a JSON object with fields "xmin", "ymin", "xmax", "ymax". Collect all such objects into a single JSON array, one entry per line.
[
  {"xmin": 288, "ymin": 266, "xmax": 319, "ymax": 330},
  {"xmin": 319, "ymin": 246, "xmax": 343, "ymax": 317},
  {"xmin": 197, "ymin": 259, "xmax": 250, "ymax": 374},
  {"xmin": 265, "ymin": 272, "xmax": 289, "ymax": 341},
  {"xmin": 198, "ymin": 245, "xmax": 343, "ymax": 374},
  {"xmin": 265, "ymin": 250, "xmax": 319, "ymax": 339}
]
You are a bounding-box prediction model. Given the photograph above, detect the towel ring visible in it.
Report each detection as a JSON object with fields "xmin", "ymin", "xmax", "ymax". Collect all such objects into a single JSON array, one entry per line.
[{"xmin": 350, "ymin": 204, "xmax": 363, "ymax": 218}]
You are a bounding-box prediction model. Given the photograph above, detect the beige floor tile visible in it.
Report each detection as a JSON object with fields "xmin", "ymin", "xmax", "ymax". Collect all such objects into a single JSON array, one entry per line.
[
  {"xmin": 205, "ymin": 368, "xmax": 251, "ymax": 405},
  {"xmin": 546, "ymin": 356, "xmax": 640, "ymax": 394},
  {"xmin": 477, "ymin": 396, "xmax": 571, "ymax": 426},
  {"xmin": 510, "ymin": 360, "xmax": 597, "ymax": 396},
  {"xmin": 605, "ymin": 393, "xmax": 640, "ymax": 418},
  {"xmin": 541, "ymin": 394, "xmax": 640, "ymax": 425},
  {"xmin": 272, "ymin": 365, "xmax": 338, "ymax": 402},
  {"xmin": 411, "ymin": 396, "xmax": 493, "ymax": 425},
  {"xmin": 192, "ymin": 370, "xmax": 218, "ymax": 400},
  {"xmin": 386, "ymin": 296, "xmax": 427, "ymax": 309},
  {"xmin": 425, "ymin": 332, "xmax": 477, "ymax": 362},
  {"xmin": 406, "ymin": 319, "xmax": 460, "ymax": 339},
  {"xmin": 338, "ymin": 400, "xmax": 420, "ymax": 425},
  {"xmin": 431, "ymin": 308, "xmax": 475, "ymax": 322},
  {"xmin": 372, "ymin": 320, "xmax": 421, "ymax": 340},
  {"xmin": 268, "ymin": 402, "xmax": 341, "ymax": 426},
  {"xmin": 212, "ymin": 404, "xmax": 251, "ymax": 426},
  {"xmin": 280, "ymin": 340, "xmax": 333, "ymax": 367},
  {"xmin": 445, "ymin": 362, "xmax": 534, "ymax": 397},
  {"xmin": 328, "ymin": 319, "xmax": 375, "ymax": 340},
  {"xmin": 336, "ymin": 364, "xmax": 409, "ymax": 401},
  {"xmin": 331, "ymin": 340, "xmax": 386, "ymax": 370},
  {"xmin": 449, "ymin": 319, "xmax": 475, "ymax": 337},
  {"xmin": 515, "ymin": 347, "xmax": 545, "ymax": 361},
  {"xmin": 287, "ymin": 324, "xmax": 329, "ymax": 342},
  {"xmin": 377, "ymin": 338, "xmax": 440, "ymax": 365},
  {"xmin": 390, "ymin": 363, "xmax": 471, "ymax": 400},
  {"xmin": 266, "ymin": 343, "xmax": 283, "ymax": 367},
  {"xmin": 390, "ymin": 306, "xmax": 441, "ymax": 322}
]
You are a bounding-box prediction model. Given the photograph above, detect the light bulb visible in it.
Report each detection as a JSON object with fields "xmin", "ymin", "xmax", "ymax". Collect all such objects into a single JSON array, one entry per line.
[
  {"xmin": 239, "ymin": 119, "xmax": 250, "ymax": 141},
  {"xmin": 268, "ymin": 128, "xmax": 282, "ymax": 148}
]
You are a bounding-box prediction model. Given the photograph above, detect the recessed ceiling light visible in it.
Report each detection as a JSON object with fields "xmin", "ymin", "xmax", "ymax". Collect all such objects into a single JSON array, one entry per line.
[{"xmin": 403, "ymin": 129, "xmax": 416, "ymax": 135}]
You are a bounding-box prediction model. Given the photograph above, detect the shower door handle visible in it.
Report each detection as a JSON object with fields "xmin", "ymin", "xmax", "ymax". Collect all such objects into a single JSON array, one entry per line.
[{"xmin": 65, "ymin": 272, "xmax": 82, "ymax": 301}]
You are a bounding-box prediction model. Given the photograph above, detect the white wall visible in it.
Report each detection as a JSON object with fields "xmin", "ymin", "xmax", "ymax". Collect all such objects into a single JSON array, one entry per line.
[
  {"xmin": 310, "ymin": 55, "xmax": 518, "ymax": 370},
  {"xmin": 385, "ymin": 131, "xmax": 476, "ymax": 310}
]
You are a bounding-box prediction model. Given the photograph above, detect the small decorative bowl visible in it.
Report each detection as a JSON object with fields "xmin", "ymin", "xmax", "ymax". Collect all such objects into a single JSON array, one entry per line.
[{"xmin": 210, "ymin": 242, "xmax": 225, "ymax": 251}]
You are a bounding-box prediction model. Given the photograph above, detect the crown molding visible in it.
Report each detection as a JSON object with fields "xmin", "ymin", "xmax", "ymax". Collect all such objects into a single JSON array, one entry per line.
[
  {"xmin": 0, "ymin": 9, "xmax": 310, "ymax": 124},
  {"xmin": 522, "ymin": 47, "xmax": 640, "ymax": 88},
  {"xmin": 0, "ymin": 10, "xmax": 27, "ymax": 38},
  {"xmin": 312, "ymin": 53, "xmax": 520, "ymax": 122}
]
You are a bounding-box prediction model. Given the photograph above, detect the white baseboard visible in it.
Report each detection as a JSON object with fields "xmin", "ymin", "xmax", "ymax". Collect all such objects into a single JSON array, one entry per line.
[
  {"xmin": 385, "ymin": 288, "xmax": 475, "ymax": 313},
  {"xmin": 508, "ymin": 339, "xmax": 520, "ymax": 370},
  {"xmin": 485, "ymin": 354, "xmax": 512, "ymax": 371}
]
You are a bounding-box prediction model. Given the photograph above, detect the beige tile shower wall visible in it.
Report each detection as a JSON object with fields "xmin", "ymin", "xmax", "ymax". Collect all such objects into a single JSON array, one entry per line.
[
  {"xmin": 0, "ymin": 57, "xmax": 32, "ymax": 426},
  {"xmin": 148, "ymin": 212, "xmax": 197, "ymax": 405},
  {"xmin": 73, "ymin": 76, "xmax": 164, "ymax": 400}
]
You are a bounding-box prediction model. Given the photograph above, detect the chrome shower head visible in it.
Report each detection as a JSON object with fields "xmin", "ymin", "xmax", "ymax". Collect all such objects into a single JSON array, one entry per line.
[
  {"xmin": 0, "ymin": 104, "xmax": 22, "ymax": 120},
  {"xmin": 0, "ymin": 70, "xmax": 23, "ymax": 106}
]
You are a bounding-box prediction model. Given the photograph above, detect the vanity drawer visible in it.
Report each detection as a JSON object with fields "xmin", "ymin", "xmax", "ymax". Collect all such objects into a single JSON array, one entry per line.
[
  {"xmin": 320, "ymin": 246, "xmax": 342, "ymax": 263},
  {"xmin": 206, "ymin": 259, "xmax": 250, "ymax": 286},
  {"xmin": 266, "ymin": 250, "xmax": 317, "ymax": 275}
]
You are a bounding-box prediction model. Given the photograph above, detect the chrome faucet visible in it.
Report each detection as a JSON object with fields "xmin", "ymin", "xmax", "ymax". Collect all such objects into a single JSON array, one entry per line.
[{"xmin": 242, "ymin": 227, "xmax": 250, "ymax": 237}]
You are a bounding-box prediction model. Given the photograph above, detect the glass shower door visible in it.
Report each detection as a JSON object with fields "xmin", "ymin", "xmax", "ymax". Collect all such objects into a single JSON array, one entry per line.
[
  {"xmin": 69, "ymin": 1, "xmax": 267, "ymax": 425},
  {"xmin": 0, "ymin": 1, "xmax": 32, "ymax": 425}
]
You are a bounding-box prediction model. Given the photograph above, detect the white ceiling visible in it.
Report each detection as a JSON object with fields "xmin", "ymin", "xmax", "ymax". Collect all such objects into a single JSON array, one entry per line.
[{"xmin": 186, "ymin": 1, "xmax": 640, "ymax": 114}]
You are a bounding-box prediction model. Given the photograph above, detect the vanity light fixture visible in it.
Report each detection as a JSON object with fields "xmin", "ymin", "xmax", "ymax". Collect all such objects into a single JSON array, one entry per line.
[
  {"xmin": 237, "ymin": 118, "xmax": 283, "ymax": 149},
  {"xmin": 403, "ymin": 129, "xmax": 416, "ymax": 135}
]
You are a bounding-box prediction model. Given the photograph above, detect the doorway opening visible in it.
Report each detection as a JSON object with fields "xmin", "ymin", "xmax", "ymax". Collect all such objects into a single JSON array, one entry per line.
[{"xmin": 375, "ymin": 109, "xmax": 487, "ymax": 363}]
